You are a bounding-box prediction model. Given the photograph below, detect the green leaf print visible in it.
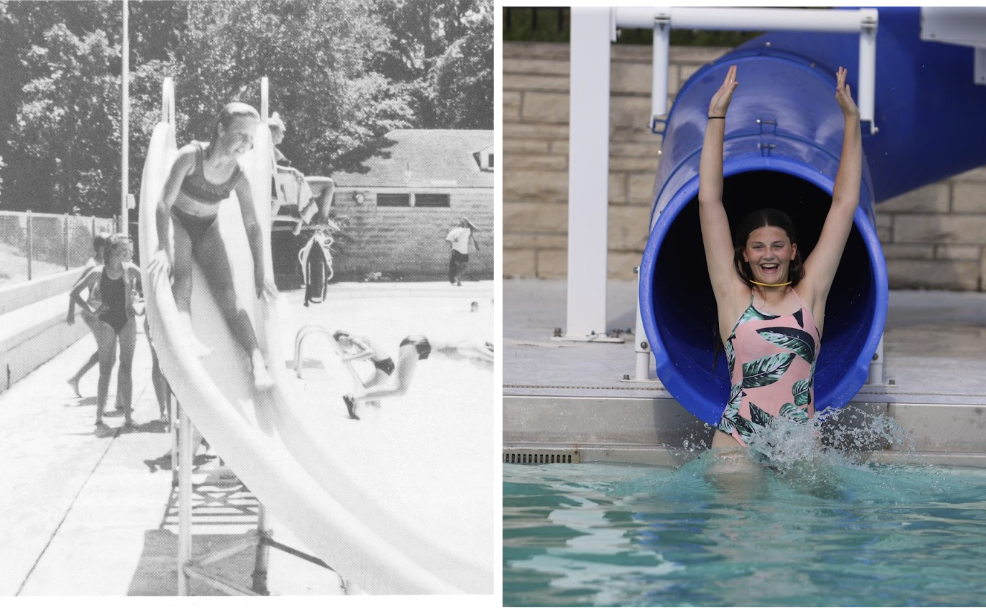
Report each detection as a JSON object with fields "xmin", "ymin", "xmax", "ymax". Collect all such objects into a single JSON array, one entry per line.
[
  {"xmin": 735, "ymin": 415, "xmax": 755, "ymax": 442},
  {"xmin": 718, "ymin": 384, "xmax": 744, "ymax": 435},
  {"xmin": 792, "ymin": 378, "xmax": 813, "ymax": 407},
  {"xmin": 742, "ymin": 353, "xmax": 796, "ymax": 389},
  {"xmin": 780, "ymin": 402, "xmax": 810, "ymax": 423},
  {"xmin": 756, "ymin": 327, "xmax": 816, "ymax": 364},
  {"xmin": 748, "ymin": 402, "xmax": 774, "ymax": 428},
  {"xmin": 739, "ymin": 306, "xmax": 780, "ymax": 325},
  {"xmin": 725, "ymin": 339, "xmax": 735, "ymax": 372}
]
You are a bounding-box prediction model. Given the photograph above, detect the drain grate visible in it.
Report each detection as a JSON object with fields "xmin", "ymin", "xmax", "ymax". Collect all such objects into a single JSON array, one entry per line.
[{"xmin": 503, "ymin": 449, "xmax": 582, "ymax": 464}]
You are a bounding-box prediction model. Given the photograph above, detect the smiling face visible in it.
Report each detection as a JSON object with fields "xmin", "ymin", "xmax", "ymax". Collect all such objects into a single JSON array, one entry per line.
[
  {"xmin": 743, "ymin": 225, "xmax": 797, "ymax": 284},
  {"xmin": 218, "ymin": 115, "xmax": 259, "ymax": 156}
]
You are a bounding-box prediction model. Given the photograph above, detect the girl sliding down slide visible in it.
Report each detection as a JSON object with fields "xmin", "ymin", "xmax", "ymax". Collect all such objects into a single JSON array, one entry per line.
[{"xmin": 148, "ymin": 102, "xmax": 278, "ymax": 390}]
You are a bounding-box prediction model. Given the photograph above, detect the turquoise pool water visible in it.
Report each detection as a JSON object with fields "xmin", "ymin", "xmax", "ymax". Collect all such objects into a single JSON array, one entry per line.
[{"xmin": 504, "ymin": 452, "xmax": 986, "ymax": 606}]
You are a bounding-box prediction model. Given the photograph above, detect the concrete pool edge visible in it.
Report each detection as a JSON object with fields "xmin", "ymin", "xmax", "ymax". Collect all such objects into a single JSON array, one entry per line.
[{"xmin": 503, "ymin": 395, "xmax": 986, "ymax": 468}]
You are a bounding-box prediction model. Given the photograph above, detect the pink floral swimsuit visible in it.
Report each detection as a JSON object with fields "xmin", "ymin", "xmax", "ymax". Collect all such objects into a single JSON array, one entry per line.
[{"xmin": 717, "ymin": 289, "xmax": 821, "ymax": 446}]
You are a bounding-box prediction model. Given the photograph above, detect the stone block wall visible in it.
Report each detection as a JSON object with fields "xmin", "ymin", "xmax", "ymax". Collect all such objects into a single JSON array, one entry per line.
[{"xmin": 503, "ymin": 41, "xmax": 986, "ymax": 291}]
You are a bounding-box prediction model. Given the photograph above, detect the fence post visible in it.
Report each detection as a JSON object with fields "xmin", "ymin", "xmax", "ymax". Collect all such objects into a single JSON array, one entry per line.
[
  {"xmin": 64, "ymin": 214, "xmax": 70, "ymax": 270},
  {"xmin": 26, "ymin": 210, "xmax": 32, "ymax": 281}
]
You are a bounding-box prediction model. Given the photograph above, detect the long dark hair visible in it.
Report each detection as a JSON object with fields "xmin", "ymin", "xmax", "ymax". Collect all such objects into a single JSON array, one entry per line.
[
  {"xmin": 207, "ymin": 102, "xmax": 260, "ymax": 157},
  {"xmin": 732, "ymin": 208, "xmax": 805, "ymax": 287}
]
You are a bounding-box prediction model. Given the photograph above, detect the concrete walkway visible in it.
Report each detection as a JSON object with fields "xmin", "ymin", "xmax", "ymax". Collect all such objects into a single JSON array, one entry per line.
[{"xmin": 0, "ymin": 280, "xmax": 493, "ymax": 596}]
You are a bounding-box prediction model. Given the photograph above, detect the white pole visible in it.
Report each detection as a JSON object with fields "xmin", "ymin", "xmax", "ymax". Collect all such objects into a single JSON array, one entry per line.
[
  {"xmin": 651, "ymin": 9, "xmax": 671, "ymax": 121},
  {"xmin": 178, "ymin": 406, "xmax": 193, "ymax": 595},
  {"xmin": 260, "ymin": 76, "xmax": 269, "ymax": 121},
  {"xmin": 565, "ymin": 8, "xmax": 611, "ymax": 339},
  {"xmin": 121, "ymin": 0, "xmax": 129, "ymax": 234}
]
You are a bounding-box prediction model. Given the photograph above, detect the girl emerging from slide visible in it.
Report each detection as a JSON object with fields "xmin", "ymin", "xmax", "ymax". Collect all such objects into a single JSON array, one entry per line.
[
  {"xmin": 701, "ymin": 66, "xmax": 861, "ymax": 452},
  {"xmin": 333, "ymin": 332, "xmax": 493, "ymax": 420},
  {"xmin": 151, "ymin": 102, "xmax": 277, "ymax": 390}
]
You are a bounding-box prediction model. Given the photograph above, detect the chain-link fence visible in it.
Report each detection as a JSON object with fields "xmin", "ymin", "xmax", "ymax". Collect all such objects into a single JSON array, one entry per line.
[{"xmin": 0, "ymin": 210, "xmax": 117, "ymax": 286}]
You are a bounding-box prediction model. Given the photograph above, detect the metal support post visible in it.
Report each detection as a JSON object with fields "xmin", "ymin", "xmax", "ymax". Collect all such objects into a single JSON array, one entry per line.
[
  {"xmin": 622, "ymin": 266, "xmax": 663, "ymax": 384},
  {"xmin": 177, "ymin": 404, "xmax": 194, "ymax": 596},
  {"xmin": 26, "ymin": 210, "xmax": 32, "ymax": 281},
  {"xmin": 866, "ymin": 334, "xmax": 885, "ymax": 385},
  {"xmin": 562, "ymin": 7, "xmax": 615, "ymax": 342},
  {"xmin": 252, "ymin": 503, "xmax": 271, "ymax": 595}
]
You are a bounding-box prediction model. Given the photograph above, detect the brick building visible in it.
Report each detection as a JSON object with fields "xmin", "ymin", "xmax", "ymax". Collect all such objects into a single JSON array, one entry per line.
[
  {"xmin": 324, "ymin": 129, "xmax": 494, "ymax": 282},
  {"xmin": 274, "ymin": 129, "xmax": 496, "ymax": 286}
]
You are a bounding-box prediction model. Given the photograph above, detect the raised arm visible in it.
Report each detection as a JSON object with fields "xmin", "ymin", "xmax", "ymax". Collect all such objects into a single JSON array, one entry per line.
[
  {"xmin": 803, "ymin": 67, "xmax": 862, "ymax": 310},
  {"xmin": 698, "ymin": 65, "xmax": 744, "ymax": 305}
]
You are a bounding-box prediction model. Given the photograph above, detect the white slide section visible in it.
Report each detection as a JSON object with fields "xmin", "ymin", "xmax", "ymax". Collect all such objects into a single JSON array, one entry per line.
[{"xmin": 138, "ymin": 108, "xmax": 492, "ymax": 593}]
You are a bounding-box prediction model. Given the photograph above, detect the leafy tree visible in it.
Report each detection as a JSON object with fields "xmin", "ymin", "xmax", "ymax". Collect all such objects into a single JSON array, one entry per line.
[
  {"xmin": 371, "ymin": 0, "xmax": 491, "ymax": 129},
  {"xmin": 429, "ymin": 0, "xmax": 492, "ymax": 129},
  {"xmin": 8, "ymin": 19, "xmax": 121, "ymax": 214},
  {"xmin": 175, "ymin": 0, "xmax": 413, "ymax": 175}
]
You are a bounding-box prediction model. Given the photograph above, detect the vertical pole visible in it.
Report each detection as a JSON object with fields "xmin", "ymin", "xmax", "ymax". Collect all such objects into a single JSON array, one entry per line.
[
  {"xmin": 651, "ymin": 10, "xmax": 671, "ymax": 122},
  {"xmin": 858, "ymin": 9, "xmax": 878, "ymax": 134},
  {"xmin": 260, "ymin": 76, "xmax": 269, "ymax": 121},
  {"xmin": 26, "ymin": 210, "xmax": 32, "ymax": 281},
  {"xmin": 867, "ymin": 334, "xmax": 885, "ymax": 385},
  {"xmin": 178, "ymin": 405, "xmax": 193, "ymax": 596},
  {"xmin": 251, "ymin": 502, "xmax": 271, "ymax": 595},
  {"xmin": 64, "ymin": 214, "xmax": 70, "ymax": 269},
  {"xmin": 565, "ymin": 8, "xmax": 611, "ymax": 338},
  {"xmin": 633, "ymin": 266, "xmax": 653, "ymax": 381},
  {"xmin": 121, "ymin": 0, "xmax": 130, "ymax": 234}
]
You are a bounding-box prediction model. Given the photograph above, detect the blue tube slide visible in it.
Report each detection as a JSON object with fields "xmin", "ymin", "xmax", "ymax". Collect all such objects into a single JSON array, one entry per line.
[{"xmin": 639, "ymin": 8, "xmax": 986, "ymax": 425}]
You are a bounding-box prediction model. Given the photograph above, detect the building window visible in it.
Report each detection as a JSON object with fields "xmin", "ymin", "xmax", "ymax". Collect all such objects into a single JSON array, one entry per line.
[
  {"xmin": 488, "ymin": 153, "xmax": 494, "ymax": 169},
  {"xmin": 414, "ymin": 193, "xmax": 451, "ymax": 207},
  {"xmin": 377, "ymin": 193, "xmax": 410, "ymax": 207}
]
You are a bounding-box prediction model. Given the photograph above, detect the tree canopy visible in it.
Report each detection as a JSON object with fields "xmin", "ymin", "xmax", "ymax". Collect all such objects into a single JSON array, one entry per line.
[{"xmin": 0, "ymin": 0, "xmax": 493, "ymax": 216}]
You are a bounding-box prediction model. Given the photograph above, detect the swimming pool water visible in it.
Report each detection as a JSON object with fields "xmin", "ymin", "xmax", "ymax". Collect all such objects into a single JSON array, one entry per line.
[{"xmin": 504, "ymin": 456, "xmax": 986, "ymax": 606}]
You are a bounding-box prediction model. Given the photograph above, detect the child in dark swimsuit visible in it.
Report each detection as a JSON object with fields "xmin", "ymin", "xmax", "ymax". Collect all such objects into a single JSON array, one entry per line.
[
  {"xmin": 150, "ymin": 102, "xmax": 276, "ymax": 390},
  {"xmin": 66, "ymin": 232, "xmax": 109, "ymax": 397},
  {"xmin": 337, "ymin": 333, "xmax": 493, "ymax": 420},
  {"xmin": 69, "ymin": 234, "xmax": 142, "ymax": 431},
  {"xmin": 698, "ymin": 65, "xmax": 862, "ymax": 454}
]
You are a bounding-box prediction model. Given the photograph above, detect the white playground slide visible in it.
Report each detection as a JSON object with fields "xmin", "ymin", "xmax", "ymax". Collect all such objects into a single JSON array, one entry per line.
[{"xmin": 137, "ymin": 94, "xmax": 491, "ymax": 594}]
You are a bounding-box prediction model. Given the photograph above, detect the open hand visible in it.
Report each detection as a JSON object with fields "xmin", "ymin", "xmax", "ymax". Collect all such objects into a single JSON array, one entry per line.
[
  {"xmin": 709, "ymin": 65, "xmax": 739, "ymax": 118},
  {"xmin": 835, "ymin": 66, "xmax": 859, "ymax": 119},
  {"xmin": 148, "ymin": 248, "xmax": 172, "ymax": 278}
]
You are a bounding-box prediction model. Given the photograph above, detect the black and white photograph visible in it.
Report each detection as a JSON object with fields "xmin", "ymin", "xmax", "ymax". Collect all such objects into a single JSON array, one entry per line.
[{"xmin": 0, "ymin": 0, "xmax": 493, "ymax": 597}]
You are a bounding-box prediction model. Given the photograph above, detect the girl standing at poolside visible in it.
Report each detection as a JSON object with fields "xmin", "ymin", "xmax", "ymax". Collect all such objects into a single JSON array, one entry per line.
[
  {"xmin": 69, "ymin": 234, "xmax": 141, "ymax": 431},
  {"xmin": 150, "ymin": 102, "xmax": 276, "ymax": 390}
]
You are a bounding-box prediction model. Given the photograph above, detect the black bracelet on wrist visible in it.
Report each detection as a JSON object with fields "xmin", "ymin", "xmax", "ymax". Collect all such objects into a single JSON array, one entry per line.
[{"xmin": 708, "ymin": 116, "xmax": 726, "ymax": 120}]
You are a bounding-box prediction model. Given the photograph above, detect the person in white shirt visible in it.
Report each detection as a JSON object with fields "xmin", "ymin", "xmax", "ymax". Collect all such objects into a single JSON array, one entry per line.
[{"xmin": 445, "ymin": 217, "xmax": 480, "ymax": 286}]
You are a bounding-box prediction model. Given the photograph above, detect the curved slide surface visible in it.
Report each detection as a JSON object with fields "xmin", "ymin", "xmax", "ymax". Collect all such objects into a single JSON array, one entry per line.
[{"xmin": 138, "ymin": 118, "xmax": 491, "ymax": 594}]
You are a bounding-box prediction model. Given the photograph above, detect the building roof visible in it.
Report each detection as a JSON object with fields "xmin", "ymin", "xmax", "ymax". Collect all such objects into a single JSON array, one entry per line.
[{"xmin": 331, "ymin": 130, "xmax": 493, "ymax": 189}]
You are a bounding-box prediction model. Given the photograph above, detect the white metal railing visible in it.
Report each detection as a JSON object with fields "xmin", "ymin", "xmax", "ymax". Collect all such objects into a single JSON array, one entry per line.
[{"xmin": 612, "ymin": 7, "xmax": 879, "ymax": 134}]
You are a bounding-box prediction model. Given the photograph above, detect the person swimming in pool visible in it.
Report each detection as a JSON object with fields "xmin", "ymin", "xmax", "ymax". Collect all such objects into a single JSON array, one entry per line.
[
  {"xmin": 334, "ymin": 332, "xmax": 493, "ymax": 420},
  {"xmin": 700, "ymin": 65, "xmax": 861, "ymax": 453},
  {"xmin": 149, "ymin": 102, "xmax": 277, "ymax": 390},
  {"xmin": 69, "ymin": 234, "xmax": 141, "ymax": 431}
]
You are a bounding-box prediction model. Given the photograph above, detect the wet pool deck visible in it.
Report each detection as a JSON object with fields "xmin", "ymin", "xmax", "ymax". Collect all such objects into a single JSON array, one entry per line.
[
  {"xmin": 503, "ymin": 279, "xmax": 986, "ymax": 466},
  {"xmin": 0, "ymin": 281, "xmax": 492, "ymax": 597}
]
